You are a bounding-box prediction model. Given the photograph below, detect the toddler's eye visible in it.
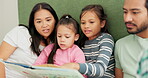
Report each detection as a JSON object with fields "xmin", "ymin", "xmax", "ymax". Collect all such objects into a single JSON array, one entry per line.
[
  {"xmin": 58, "ymin": 36, "xmax": 61, "ymax": 38},
  {"xmin": 66, "ymin": 36, "xmax": 70, "ymax": 38}
]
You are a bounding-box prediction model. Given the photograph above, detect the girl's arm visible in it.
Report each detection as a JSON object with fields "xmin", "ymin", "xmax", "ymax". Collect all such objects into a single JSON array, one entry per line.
[
  {"xmin": 73, "ymin": 46, "xmax": 85, "ymax": 63},
  {"xmin": 33, "ymin": 49, "xmax": 48, "ymax": 65},
  {"xmin": 79, "ymin": 36, "xmax": 114, "ymax": 77},
  {"xmin": 60, "ymin": 35, "xmax": 114, "ymax": 77},
  {"xmin": 33, "ymin": 44, "xmax": 54, "ymax": 65}
]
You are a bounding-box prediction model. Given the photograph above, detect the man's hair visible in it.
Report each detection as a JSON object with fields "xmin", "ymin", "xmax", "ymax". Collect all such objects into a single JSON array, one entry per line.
[{"xmin": 145, "ymin": 0, "xmax": 148, "ymax": 9}]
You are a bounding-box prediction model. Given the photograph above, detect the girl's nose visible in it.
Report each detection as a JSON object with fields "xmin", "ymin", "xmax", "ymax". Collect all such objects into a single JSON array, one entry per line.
[
  {"xmin": 84, "ymin": 23, "xmax": 89, "ymax": 29},
  {"xmin": 60, "ymin": 37, "xmax": 65, "ymax": 42}
]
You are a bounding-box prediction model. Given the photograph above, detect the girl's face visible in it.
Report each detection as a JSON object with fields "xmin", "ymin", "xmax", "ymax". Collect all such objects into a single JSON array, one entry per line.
[
  {"xmin": 80, "ymin": 11, "xmax": 105, "ymax": 40},
  {"xmin": 34, "ymin": 9, "xmax": 55, "ymax": 39},
  {"xmin": 57, "ymin": 25, "xmax": 79, "ymax": 50}
]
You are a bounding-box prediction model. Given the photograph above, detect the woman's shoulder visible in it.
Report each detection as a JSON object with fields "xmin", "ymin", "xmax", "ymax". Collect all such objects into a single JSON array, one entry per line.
[
  {"xmin": 15, "ymin": 26, "xmax": 28, "ymax": 31},
  {"xmin": 5, "ymin": 26, "xmax": 29, "ymax": 36},
  {"xmin": 9, "ymin": 26, "xmax": 28, "ymax": 33}
]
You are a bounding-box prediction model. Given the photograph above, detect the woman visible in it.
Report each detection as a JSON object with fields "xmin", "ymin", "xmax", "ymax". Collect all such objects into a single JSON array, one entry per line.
[{"xmin": 0, "ymin": 2, "xmax": 58, "ymax": 78}]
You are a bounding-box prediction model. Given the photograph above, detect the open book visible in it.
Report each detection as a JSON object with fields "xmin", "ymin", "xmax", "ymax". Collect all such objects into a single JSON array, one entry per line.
[{"xmin": 0, "ymin": 59, "xmax": 84, "ymax": 78}]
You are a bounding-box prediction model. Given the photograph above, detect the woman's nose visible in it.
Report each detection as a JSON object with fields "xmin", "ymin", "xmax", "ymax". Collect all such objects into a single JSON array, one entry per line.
[{"xmin": 42, "ymin": 21, "xmax": 48, "ymax": 28}]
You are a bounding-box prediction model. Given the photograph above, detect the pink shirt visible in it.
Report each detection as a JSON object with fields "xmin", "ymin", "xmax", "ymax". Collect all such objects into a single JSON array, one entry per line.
[{"xmin": 34, "ymin": 44, "xmax": 85, "ymax": 66}]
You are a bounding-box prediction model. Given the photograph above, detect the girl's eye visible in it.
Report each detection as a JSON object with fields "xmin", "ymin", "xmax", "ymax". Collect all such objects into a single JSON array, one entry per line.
[
  {"xmin": 65, "ymin": 36, "xmax": 70, "ymax": 38},
  {"xmin": 81, "ymin": 22, "xmax": 85, "ymax": 24},
  {"xmin": 58, "ymin": 36, "xmax": 61, "ymax": 38},
  {"xmin": 90, "ymin": 21, "xmax": 94, "ymax": 23}
]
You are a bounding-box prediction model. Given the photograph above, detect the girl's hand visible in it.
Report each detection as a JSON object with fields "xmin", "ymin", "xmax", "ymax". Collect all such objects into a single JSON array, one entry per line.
[
  {"xmin": 59, "ymin": 63, "xmax": 80, "ymax": 70},
  {"xmin": 35, "ymin": 64, "xmax": 59, "ymax": 68}
]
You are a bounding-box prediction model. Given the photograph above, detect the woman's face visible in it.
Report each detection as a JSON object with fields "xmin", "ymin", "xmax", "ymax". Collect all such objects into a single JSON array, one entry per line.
[{"xmin": 34, "ymin": 9, "xmax": 56, "ymax": 39}]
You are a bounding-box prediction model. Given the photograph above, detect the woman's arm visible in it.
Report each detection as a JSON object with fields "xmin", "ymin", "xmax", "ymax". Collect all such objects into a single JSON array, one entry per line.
[
  {"xmin": 0, "ymin": 41, "xmax": 16, "ymax": 78},
  {"xmin": 0, "ymin": 62, "xmax": 5, "ymax": 78},
  {"xmin": 0, "ymin": 41, "xmax": 16, "ymax": 60}
]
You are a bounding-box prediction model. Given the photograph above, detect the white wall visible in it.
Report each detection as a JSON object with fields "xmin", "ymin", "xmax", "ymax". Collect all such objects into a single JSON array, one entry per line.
[{"xmin": 0, "ymin": 0, "xmax": 18, "ymax": 43}]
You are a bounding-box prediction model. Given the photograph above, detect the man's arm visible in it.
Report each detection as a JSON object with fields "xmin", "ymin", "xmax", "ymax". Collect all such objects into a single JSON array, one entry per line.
[{"xmin": 115, "ymin": 68, "xmax": 123, "ymax": 78}]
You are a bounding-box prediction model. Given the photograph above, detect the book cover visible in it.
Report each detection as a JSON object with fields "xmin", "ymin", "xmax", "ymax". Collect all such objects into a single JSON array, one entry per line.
[{"xmin": 0, "ymin": 59, "xmax": 84, "ymax": 78}]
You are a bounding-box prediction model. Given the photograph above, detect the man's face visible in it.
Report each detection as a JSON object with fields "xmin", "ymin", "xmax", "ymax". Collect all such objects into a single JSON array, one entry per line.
[{"xmin": 123, "ymin": 0, "xmax": 148, "ymax": 35}]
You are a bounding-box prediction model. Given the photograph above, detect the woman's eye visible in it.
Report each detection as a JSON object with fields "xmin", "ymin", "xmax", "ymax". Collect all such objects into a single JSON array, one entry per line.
[
  {"xmin": 47, "ymin": 19, "xmax": 51, "ymax": 21},
  {"xmin": 37, "ymin": 21, "xmax": 41, "ymax": 23}
]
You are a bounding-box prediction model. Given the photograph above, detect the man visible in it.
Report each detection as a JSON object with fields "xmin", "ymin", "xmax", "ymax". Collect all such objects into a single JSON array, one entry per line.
[
  {"xmin": 115, "ymin": 0, "xmax": 148, "ymax": 78},
  {"xmin": 137, "ymin": 50, "xmax": 148, "ymax": 78}
]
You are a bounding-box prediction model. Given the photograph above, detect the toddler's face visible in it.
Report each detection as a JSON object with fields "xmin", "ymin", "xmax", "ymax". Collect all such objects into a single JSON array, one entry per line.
[{"xmin": 57, "ymin": 25, "xmax": 79, "ymax": 50}]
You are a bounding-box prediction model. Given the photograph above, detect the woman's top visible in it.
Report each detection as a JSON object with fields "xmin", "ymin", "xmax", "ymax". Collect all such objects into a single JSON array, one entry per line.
[{"xmin": 4, "ymin": 26, "xmax": 40, "ymax": 78}]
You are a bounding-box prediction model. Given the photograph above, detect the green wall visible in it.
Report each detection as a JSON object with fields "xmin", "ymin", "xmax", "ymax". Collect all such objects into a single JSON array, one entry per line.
[{"xmin": 18, "ymin": 0, "xmax": 128, "ymax": 41}]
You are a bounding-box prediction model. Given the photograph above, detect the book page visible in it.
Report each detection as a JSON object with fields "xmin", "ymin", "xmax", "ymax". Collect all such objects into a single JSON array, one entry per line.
[{"xmin": 1, "ymin": 60, "xmax": 84, "ymax": 78}]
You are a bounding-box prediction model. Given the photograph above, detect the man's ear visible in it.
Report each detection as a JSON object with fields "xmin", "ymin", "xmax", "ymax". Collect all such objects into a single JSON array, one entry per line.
[
  {"xmin": 75, "ymin": 34, "xmax": 79, "ymax": 41},
  {"xmin": 101, "ymin": 20, "xmax": 106, "ymax": 28}
]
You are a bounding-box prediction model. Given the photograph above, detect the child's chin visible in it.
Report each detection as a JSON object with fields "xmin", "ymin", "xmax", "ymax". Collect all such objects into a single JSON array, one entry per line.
[{"xmin": 60, "ymin": 47, "xmax": 67, "ymax": 50}]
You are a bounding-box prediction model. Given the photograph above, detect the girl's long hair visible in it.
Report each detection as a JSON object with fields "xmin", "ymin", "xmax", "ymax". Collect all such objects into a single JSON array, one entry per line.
[{"xmin": 78, "ymin": 4, "xmax": 108, "ymax": 48}]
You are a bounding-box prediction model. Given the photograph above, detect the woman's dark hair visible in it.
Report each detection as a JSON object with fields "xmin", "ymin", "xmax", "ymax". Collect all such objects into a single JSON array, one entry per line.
[
  {"xmin": 20, "ymin": 2, "xmax": 58, "ymax": 56},
  {"xmin": 79, "ymin": 4, "xmax": 108, "ymax": 48},
  {"xmin": 48, "ymin": 14, "xmax": 79, "ymax": 64}
]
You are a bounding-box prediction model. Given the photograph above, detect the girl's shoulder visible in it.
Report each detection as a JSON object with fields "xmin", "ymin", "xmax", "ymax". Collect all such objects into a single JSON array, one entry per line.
[
  {"xmin": 99, "ymin": 33, "xmax": 114, "ymax": 40},
  {"xmin": 44, "ymin": 43, "xmax": 54, "ymax": 50}
]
